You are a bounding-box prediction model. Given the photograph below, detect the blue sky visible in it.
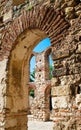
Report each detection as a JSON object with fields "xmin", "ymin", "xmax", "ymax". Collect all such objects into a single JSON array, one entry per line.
[
  {"xmin": 30, "ymin": 38, "xmax": 53, "ymax": 72},
  {"xmin": 33, "ymin": 38, "xmax": 51, "ymax": 52}
]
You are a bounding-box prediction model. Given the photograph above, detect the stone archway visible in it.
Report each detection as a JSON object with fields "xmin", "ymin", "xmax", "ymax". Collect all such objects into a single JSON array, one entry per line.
[
  {"xmin": 6, "ymin": 29, "xmax": 47, "ymax": 130},
  {"xmin": 0, "ymin": 5, "xmax": 69, "ymax": 60},
  {"xmin": 0, "ymin": 5, "xmax": 69, "ymax": 130}
]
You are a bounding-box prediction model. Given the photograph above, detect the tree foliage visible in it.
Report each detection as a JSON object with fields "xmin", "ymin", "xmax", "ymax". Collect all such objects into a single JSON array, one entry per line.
[
  {"xmin": 49, "ymin": 64, "xmax": 53, "ymax": 79},
  {"xmin": 30, "ymin": 69, "xmax": 35, "ymax": 82},
  {"xmin": 29, "ymin": 89, "xmax": 34, "ymax": 98}
]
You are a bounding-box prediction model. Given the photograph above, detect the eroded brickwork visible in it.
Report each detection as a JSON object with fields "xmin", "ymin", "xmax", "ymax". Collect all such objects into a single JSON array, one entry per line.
[
  {"xmin": 29, "ymin": 49, "xmax": 51, "ymax": 121},
  {"xmin": 51, "ymin": 16, "xmax": 81, "ymax": 130},
  {"xmin": 0, "ymin": 0, "xmax": 81, "ymax": 130}
]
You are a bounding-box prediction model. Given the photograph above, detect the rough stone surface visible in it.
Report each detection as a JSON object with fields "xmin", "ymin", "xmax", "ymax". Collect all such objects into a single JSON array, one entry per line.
[
  {"xmin": 0, "ymin": 0, "xmax": 81, "ymax": 130},
  {"xmin": 51, "ymin": 15, "xmax": 81, "ymax": 129},
  {"xmin": 51, "ymin": 85, "xmax": 71, "ymax": 96},
  {"xmin": 3, "ymin": 9, "xmax": 12, "ymax": 22},
  {"xmin": 29, "ymin": 49, "xmax": 51, "ymax": 121},
  {"xmin": 76, "ymin": 94, "xmax": 81, "ymax": 109},
  {"xmin": 52, "ymin": 96, "xmax": 70, "ymax": 109}
]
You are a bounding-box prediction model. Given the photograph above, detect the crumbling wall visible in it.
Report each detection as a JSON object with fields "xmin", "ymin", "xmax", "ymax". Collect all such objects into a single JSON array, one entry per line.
[
  {"xmin": 0, "ymin": 0, "xmax": 81, "ymax": 130},
  {"xmin": 30, "ymin": 50, "xmax": 51, "ymax": 121},
  {"xmin": 51, "ymin": 16, "xmax": 81, "ymax": 130}
]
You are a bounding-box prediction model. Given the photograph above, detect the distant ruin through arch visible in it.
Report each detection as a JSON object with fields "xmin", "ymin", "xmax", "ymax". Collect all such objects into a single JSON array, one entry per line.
[{"xmin": 28, "ymin": 46, "xmax": 53, "ymax": 121}]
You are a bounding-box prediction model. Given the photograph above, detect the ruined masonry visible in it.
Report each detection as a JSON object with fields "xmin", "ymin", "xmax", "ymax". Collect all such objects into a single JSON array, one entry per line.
[
  {"xmin": 0, "ymin": 0, "xmax": 81, "ymax": 130},
  {"xmin": 29, "ymin": 48, "xmax": 51, "ymax": 121}
]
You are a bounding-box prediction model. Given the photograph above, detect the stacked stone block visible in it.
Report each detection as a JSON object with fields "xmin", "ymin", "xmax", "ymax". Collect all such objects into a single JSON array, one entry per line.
[
  {"xmin": 30, "ymin": 50, "xmax": 51, "ymax": 121},
  {"xmin": 51, "ymin": 16, "xmax": 81, "ymax": 130},
  {"xmin": 0, "ymin": 0, "xmax": 81, "ymax": 130}
]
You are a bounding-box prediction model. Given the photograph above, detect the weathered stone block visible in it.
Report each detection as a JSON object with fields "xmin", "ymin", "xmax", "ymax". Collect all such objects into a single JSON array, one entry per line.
[
  {"xmin": 51, "ymin": 78, "xmax": 59, "ymax": 86},
  {"xmin": 0, "ymin": 59, "xmax": 7, "ymax": 83},
  {"xmin": 11, "ymin": 96, "xmax": 28, "ymax": 112},
  {"xmin": 53, "ymin": 67, "xmax": 67, "ymax": 77},
  {"xmin": 0, "ymin": 116, "xmax": 4, "ymax": 127},
  {"xmin": 76, "ymin": 44, "xmax": 81, "ymax": 53},
  {"xmin": 60, "ymin": 76, "xmax": 69, "ymax": 86},
  {"xmin": 51, "ymin": 85, "xmax": 71, "ymax": 96},
  {"xmin": 53, "ymin": 124, "xmax": 61, "ymax": 130},
  {"xmin": 76, "ymin": 10, "xmax": 81, "ymax": 17},
  {"xmin": 52, "ymin": 96, "xmax": 70, "ymax": 109},
  {"xmin": 0, "ymin": 96, "xmax": 5, "ymax": 113},
  {"xmin": 67, "ymin": 0, "xmax": 76, "ymax": 6},
  {"xmin": 13, "ymin": 0, "xmax": 25, "ymax": 6},
  {"xmin": 76, "ymin": 94, "xmax": 81, "ymax": 106},
  {"xmin": 3, "ymin": 9, "xmax": 12, "ymax": 22},
  {"xmin": 6, "ymin": 96, "xmax": 13, "ymax": 110},
  {"xmin": 52, "ymin": 49, "xmax": 69, "ymax": 60},
  {"xmin": 5, "ymin": 114, "xmax": 27, "ymax": 129},
  {"xmin": 16, "ymin": 114, "xmax": 27, "ymax": 126},
  {"xmin": 69, "ymin": 63, "xmax": 81, "ymax": 74},
  {"xmin": 5, "ymin": 117, "xmax": 17, "ymax": 128},
  {"xmin": 77, "ymin": 126, "xmax": 81, "ymax": 130},
  {"xmin": 53, "ymin": 122, "xmax": 64, "ymax": 130},
  {"xmin": 73, "ymin": 66, "xmax": 81, "ymax": 74},
  {"xmin": 0, "ymin": 84, "xmax": 6, "ymax": 96},
  {"xmin": 65, "ymin": 7, "xmax": 74, "ymax": 14},
  {"xmin": 35, "ymin": 71, "xmax": 45, "ymax": 81}
]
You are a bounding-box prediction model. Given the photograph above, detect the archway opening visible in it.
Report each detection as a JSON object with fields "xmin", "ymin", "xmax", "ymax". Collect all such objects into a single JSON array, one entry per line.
[
  {"xmin": 30, "ymin": 56, "xmax": 35, "ymax": 83},
  {"xmin": 28, "ymin": 55, "xmax": 36, "ymax": 114},
  {"xmin": 6, "ymin": 29, "xmax": 47, "ymax": 130},
  {"xmin": 28, "ymin": 37, "xmax": 54, "ymax": 130},
  {"xmin": 6, "ymin": 28, "xmax": 54, "ymax": 130}
]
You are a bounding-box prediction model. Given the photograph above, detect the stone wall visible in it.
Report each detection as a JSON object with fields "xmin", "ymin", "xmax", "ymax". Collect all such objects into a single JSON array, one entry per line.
[
  {"xmin": 0, "ymin": 0, "xmax": 81, "ymax": 130},
  {"xmin": 29, "ymin": 50, "xmax": 51, "ymax": 121},
  {"xmin": 51, "ymin": 16, "xmax": 81, "ymax": 130},
  {"xmin": 0, "ymin": 0, "xmax": 81, "ymax": 26},
  {"xmin": 0, "ymin": 59, "xmax": 7, "ymax": 128}
]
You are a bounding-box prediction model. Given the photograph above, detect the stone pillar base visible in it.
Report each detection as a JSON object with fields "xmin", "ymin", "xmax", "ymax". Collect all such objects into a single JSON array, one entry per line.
[
  {"xmin": 5, "ymin": 113, "xmax": 28, "ymax": 130},
  {"xmin": 5, "ymin": 126, "xmax": 27, "ymax": 130}
]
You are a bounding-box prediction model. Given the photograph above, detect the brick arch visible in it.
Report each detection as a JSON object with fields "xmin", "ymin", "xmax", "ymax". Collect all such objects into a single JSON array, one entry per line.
[
  {"xmin": 0, "ymin": 5, "xmax": 69, "ymax": 61},
  {"xmin": 0, "ymin": 5, "xmax": 70, "ymax": 130}
]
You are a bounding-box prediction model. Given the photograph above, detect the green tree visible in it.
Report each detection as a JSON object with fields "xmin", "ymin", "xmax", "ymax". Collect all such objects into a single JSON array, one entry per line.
[
  {"xmin": 29, "ymin": 70, "xmax": 35, "ymax": 97},
  {"xmin": 29, "ymin": 89, "xmax": 34, "ymax": 98},
  {"xmin": 49, "ymin": 64, "xmax": 53, "ymax": 79},
  {"xmin": 30, "ymin": 69, "xmax": 35, "ymax": 82}
]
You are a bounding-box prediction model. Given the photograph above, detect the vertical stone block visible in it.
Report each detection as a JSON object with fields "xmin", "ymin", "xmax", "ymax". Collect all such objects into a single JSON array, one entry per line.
[
  {"xmin": 51, "ymin": 85, "xmax": 71, "ymax": 96},
  {"xmin": 3, "ymin": 9, "xmax": 12, "ymax": 22},
  {"xmin": 52, "ymin": 96, "xmax": 70, "ymax": 109}
]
